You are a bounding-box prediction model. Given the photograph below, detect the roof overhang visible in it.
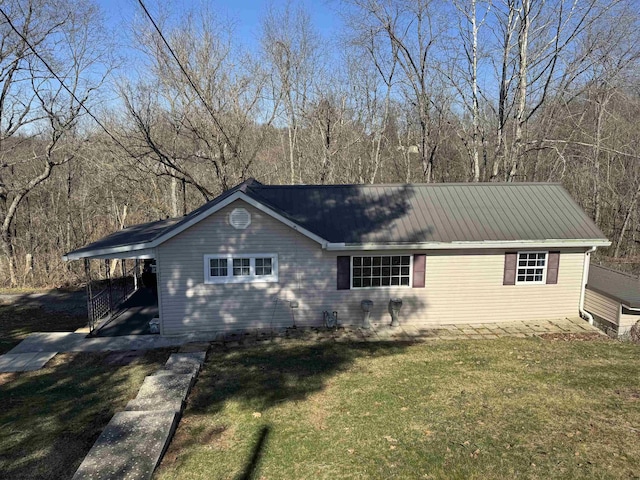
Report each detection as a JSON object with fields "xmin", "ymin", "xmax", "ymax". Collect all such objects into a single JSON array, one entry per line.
[
  {"xmin": 64, "ymin": 187, "xmax": 612, "ymax": 260},
  {"xmin": 586, "ymin": 285, "xmax": 640, "ymax": 309},
  {"xmin": 325, "ymin": 239, "xmax": 612, "ymax": 251},
  {"xmin": 63, "ymin": 247, "xmax": 157, "ymax": 261}
]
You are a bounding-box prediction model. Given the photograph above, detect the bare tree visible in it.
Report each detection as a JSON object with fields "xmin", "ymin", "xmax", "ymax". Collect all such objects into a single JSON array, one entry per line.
[
  {"xmin": 261, "ymin": 2, "xmax": 320, "ymax": 184},
  {"xmin": 0, "ymin": 0, "xmax": 111, "ymax": 286}
]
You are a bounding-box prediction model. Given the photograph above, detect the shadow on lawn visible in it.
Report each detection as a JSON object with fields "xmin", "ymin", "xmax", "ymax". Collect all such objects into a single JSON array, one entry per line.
[
  {"xmin": 237, "ymin": 425, "xmax": 270, "ymax": 480},
  {"xmin": 0, "ymin": 350, "xmax": 170, "ymax": 480},
  {"xmin": 189, "ymin": 340, "xmax": 410, "ymax": 415}
]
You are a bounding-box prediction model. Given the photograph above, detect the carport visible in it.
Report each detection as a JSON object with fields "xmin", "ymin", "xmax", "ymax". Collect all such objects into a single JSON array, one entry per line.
[{"xmin": 63, "ymin": 217, "xmax": 179, "ymax": 335}]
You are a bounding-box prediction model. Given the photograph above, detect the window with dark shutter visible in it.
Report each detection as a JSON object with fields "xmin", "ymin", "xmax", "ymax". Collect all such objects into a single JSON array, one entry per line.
[
  {"xmin": 546, "ymin": 252, "xmax": 560, "ymax": 284},
  {"xmin": 337, "ymin": 256, "xmax": 351, "ymax": 290},
  {"xmin": 503, "ymin": 252, "xmax": 517, "ymax": 285},
  {"xmin": 413, "ymin": 254, "xmax": 426, "ymax": 288}
]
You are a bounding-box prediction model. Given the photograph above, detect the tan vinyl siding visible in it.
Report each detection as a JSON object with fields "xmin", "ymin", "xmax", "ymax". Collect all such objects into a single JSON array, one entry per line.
[
  {"xmin": 158, "ymin": 199, "xmax": 588, "ymax": 335},
  {"xmin": 584, "ymin": 289, "xmax": 620, "ymax": 326}
]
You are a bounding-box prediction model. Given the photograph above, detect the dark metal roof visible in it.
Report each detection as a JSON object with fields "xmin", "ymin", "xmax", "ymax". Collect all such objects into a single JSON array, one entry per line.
[
  {"xmin": 65, "ymin": 180, "xmax": 608, "ymax": 259},
  {"xmin": 66, "ymin": 180, "xmax": 254, "ymax": 258},
  {"xmin": 587, "ymin": 264, "xmax": 640, "ymax": 308},
  {"xmin": 246, "ymin": 182, "xmax": 607, "ymax": 244}
]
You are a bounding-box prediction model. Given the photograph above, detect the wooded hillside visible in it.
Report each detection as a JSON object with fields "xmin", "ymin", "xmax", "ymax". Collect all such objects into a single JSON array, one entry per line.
[{"xmin": 1, "ymin": 0, "xmax": 640, "ymax": 287}]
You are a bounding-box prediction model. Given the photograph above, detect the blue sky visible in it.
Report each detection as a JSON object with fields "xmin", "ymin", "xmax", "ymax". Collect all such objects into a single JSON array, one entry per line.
[{"xmin": 96, "ymin": 0, "xmax": 342, "ymax": 51}]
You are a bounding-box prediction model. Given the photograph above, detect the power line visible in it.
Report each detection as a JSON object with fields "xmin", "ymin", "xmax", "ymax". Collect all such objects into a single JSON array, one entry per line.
[
  {"xmin": 0, "ymin": 7, "xmax": 138, "ymax": 159},
  {"xmin": 135, "ymin": 0, "xmax": 234, "ymax": 149}
]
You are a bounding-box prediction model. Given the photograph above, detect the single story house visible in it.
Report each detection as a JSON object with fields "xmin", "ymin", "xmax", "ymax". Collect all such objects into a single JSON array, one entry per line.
[
  {"xmin": 64, "ymin": 180, "xmax": 610, "ymax": 335},
  {"xmin": 584, "ymin": 264, "xmax": 640, "ymax": 337}
]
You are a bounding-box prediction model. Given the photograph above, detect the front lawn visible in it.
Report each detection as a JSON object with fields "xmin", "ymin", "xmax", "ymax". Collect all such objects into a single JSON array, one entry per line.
[
  {"xmin": 0, "ymin": 293, "xmax": 87, "ymax": 354},
  {"xmin": 156, "ymin": 337, "xmax": 640, "ymax": 479},
  {"xmin": 0, "ymin": 349, "xmax": 171, "ymax": 479}
]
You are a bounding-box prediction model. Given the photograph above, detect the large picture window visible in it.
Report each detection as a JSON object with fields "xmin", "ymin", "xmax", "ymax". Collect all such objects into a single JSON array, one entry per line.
[
  {"xmin": 352, "ymin": 255, "xmax": 411, "ymax": 288},
  {"xmin": 204, "ymin": 254, "xmax": 278, "ymax": 284},
  {"xmin": 516, "ymin": 251, "xmax": 547, "ymax": 284}
]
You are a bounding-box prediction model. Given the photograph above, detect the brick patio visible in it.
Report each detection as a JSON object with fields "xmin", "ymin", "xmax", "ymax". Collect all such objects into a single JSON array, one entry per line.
[{"xmin": 214, "ymin": 317, "xmax": 604, "ymax": 348}]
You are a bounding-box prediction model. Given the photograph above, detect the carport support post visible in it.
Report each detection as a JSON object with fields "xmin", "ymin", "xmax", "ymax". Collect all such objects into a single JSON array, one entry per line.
[
  {"xmin": 84, "ymin": 258, "xmax": 93, "ymax": 332},
  {"xmin": 121, "ymin": 258, "xmax": 126, "ymax": 297},
  {"xmin": 105, "ymin": 259, "xmax": 113, "ymax": 317},
  {"xmin": 133, "ymin": 259, "xmax": 139, "ymax": 290}
]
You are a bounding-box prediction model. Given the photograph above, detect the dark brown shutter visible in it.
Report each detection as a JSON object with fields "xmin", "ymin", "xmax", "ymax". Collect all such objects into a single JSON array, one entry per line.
[
  {"xmin": 503, "ymin": 252, "xmax": 517, "ymax": 285},
  {"xmin": 546, "ymin": 251, "xmax": 560, "ymax": 284},
  {"xmin": 337, "ymin": 256, "xmax": 351, "ymax": 290},
  {"xmin": 413, "ymin": 254, "xmax": 426, "ymax": 288}
]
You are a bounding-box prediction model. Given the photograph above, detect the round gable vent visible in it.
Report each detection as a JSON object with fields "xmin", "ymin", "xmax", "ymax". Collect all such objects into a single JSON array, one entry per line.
[{"xmin": 229, "ymin": 207, "xmax": 251, "ymax": 229}]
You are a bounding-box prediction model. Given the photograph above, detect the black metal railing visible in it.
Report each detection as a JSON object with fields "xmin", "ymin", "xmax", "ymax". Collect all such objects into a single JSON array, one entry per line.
[{"xmin": 86, "ymin": 260, "xmax": 141, "ymax": 333}]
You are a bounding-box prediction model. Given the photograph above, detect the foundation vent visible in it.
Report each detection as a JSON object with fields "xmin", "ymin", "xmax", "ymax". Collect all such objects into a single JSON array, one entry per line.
[{"xmin": 229, "ymin": 207, "xmax": 251, "ymax": 229}]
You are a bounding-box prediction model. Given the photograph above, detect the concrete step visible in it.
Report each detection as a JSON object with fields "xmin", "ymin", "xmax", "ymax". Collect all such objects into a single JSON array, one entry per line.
[
  {"xmin": 124, "ymin": 373, "xmax": 194, "ymax": 414},
  {"xmin": 125, "ymin": 397, "xmax": 184, "ymax": 414},
  {"xmin": 163, "ymin": 352, "xmax": 206, "ymax": 374},
  {"xmin": 72, "ymin": 410, "xmax": 178, "ymax": 480}
]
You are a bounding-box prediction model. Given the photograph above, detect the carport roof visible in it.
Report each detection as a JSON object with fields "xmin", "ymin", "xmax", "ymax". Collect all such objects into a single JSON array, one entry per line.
[
  {"xmin": 64, "ymin": 179, "xmax": 610, "ymax": 260},
  {"xmin": 587, "ymin": 264, "xmax": 640, "ymax": 309}
]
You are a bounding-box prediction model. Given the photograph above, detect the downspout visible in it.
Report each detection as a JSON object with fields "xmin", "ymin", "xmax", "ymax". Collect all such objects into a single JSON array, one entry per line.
[{"xmin": 579, "ymin": 246, "xmax": 597, "ymax": 325}]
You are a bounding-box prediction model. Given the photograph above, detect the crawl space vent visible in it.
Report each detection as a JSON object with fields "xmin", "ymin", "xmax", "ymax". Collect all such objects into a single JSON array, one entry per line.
[{"xmin": 229, "ymin": 207, "xmax": 251, "ymax": 229}]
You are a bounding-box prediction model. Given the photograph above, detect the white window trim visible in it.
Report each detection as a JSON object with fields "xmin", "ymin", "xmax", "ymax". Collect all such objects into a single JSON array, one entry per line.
[
  {"xmin": 204, "ymin": 253, "xmax": 278, "ymax": 284},
  {"xmin": 515, "ymin": 250, "xmax": 548, "ymax": 285},
  {"xmin": 350, "ymin": 254, "xmax": 413, "ymax": 289}
]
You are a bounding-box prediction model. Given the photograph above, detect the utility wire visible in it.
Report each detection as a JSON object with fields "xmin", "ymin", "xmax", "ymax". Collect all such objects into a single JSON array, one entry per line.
[
  {"xmin": 135, "ymin": 0, "xmax": 234, "ymax": 149},
  {"xmin": 0, "ymin": 7, "xmax": 139, "ymax": 159}
]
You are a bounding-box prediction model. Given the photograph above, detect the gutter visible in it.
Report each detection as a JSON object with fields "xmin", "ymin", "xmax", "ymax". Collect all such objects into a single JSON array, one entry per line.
[
  {"xmin": 579, "ymin": 246, "xmax": 598, "ymax": 325},
  {"xmin": 325, "ymin": 239, "xmax": 611, "ymax": 251}
]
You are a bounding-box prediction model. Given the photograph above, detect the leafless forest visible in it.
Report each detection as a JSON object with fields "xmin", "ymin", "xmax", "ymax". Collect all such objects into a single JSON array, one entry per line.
[{"xmin": 1, "ymin": 0, "xmax": 639, "ymax": 287}]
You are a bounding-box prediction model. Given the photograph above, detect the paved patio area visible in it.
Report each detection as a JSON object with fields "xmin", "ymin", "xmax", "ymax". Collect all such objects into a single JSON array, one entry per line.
[
  {"xmin": 218, "ymin": 317, "xmax": 604, "ymax": 347},
  {"xmin": 0, "ymin": 317, "xmax": 603, "ymax": 373}
]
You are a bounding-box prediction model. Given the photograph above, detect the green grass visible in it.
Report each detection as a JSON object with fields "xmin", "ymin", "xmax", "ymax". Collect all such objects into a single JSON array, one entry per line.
[
  {"xmin": 0, "ymin": 302, "xmax": 87, "ymax": 354},
  {"xmin": 156, "ymin": 337, "xmax": 640, "ymax": 480},
  {"xmin": 0, "ymin": 349, "xmax": 171, "ymax": 480}
]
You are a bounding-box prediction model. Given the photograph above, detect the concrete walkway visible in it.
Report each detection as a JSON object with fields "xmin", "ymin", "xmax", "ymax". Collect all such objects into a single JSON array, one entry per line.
[{"xmin": 73, "ymin": 349, "xmax": 207, "ymax": 480}]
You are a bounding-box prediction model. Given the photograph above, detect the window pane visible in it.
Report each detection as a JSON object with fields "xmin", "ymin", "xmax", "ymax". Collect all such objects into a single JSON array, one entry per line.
[
  {"xmin": 363, "ymin": 257, "xmax": 372, "ymax": 266},
  {"xmin": 255, "ymin": 257, "xmax": 272, "ymax": 276},
  {"xmin": 382, "ymin": 277, "xmax": 391, "ymax": 286},
  {"xmin": 382, "ymin": 257, "xmax": 391, "ymax": 265},
  {"xmin": 353, "ymin": 267, "xmax": 362, "ymax": 276},
  {"xmin": 372, "ymin": 267, "xmax": 381, "ymax": 276},
  {"xmin": 400, "ymin": 277, "xmax": 410, "ymax": 286},
  {"xmin": 401, "ymin": 256, "xmax": 410, "ymax": 265},
  {"xmin": 392, "ymin": 256, "xmax": 401, "ymax": 265},
  {"xmin": 372, "ymin": 278, "xmax": 381, "ymax": 286},
  {"xmin": 391, "ymin": 277, "xmax": 400, "ymax": 286},
  {"xmin": 353, "ymin": 257, "xmax": 361, "ymax": 266},
  {"xmin": 209, "ymin": 258, "xmax": 227, "ymax": 277},
  {"xmin": 401, "ymin": 266, "xmax": 409, "ymax": 275},
  {"xmin": 353, "ymin": 278, "xmax": 361, "ymax": 287},
  {"xmin": 363, "ymin": 278, "xmax": 371, "ymax": 287}
]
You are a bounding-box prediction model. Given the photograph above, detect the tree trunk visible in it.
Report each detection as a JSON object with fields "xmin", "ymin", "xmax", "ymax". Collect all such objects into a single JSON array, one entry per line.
[
  {"xmin": 614, "ymin": 181, "xmax": 640, "ymax": 258},
  {"xmin": 508, "ymin": 0, "xmax": 530, "ymax": 182}
]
